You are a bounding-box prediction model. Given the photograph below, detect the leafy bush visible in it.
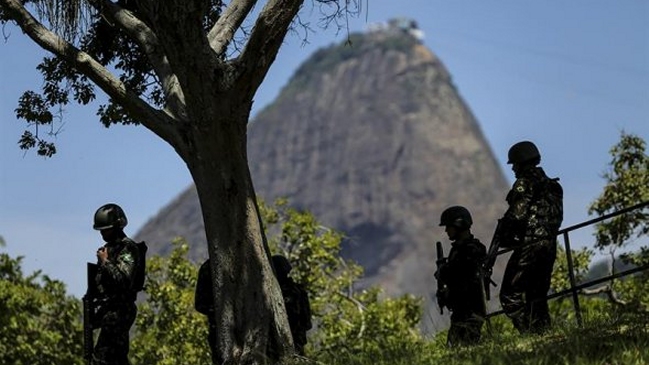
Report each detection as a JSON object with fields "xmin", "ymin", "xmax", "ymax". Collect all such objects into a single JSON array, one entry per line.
[
  {"xmin": 0, "ymin": 242, "xmax": 84, "ymax": 365},
  {"xmin": 130, "ymin": 240, "xmax": 212, "ymax": 365}
]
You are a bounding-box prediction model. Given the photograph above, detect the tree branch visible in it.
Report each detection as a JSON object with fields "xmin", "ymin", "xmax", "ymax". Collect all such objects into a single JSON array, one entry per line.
[
  {"xmin": 1, "ymin": 0, "xmax": 182, "ymax": 148},
  {"xmin": 580, "ymin": 284, "xmax": 628, "ymax": 306},
  {"xmin": 92, "ymin": 0, "xmax": 186, "ymax": 120},
  {"xmin": 235, "ymin": 0, "xmax": 303, "ymax": 95},
  {"xmin": 207, "ymin": 0, "xmax": 257, "ymax": 56},
  {"xmin": 335, "ymin": 291, "xmax": 366, "ymax": 339}
]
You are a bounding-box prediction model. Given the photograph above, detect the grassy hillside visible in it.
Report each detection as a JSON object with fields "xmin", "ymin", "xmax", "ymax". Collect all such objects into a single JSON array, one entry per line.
[{"xmin": 303, "ymin": 312, "xmax": 649, "ymax": 365}]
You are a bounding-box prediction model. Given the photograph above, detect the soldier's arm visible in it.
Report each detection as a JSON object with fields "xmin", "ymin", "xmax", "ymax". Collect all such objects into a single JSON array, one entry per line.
[
  {"xmin": 436, "ymin": 257, "xmax": 454, "ymax": 283},
  {"xmin": 504, "ymin": 178, "xmax": 534, "ymax": 224},
  {"xmin": 101, "ymin": 245, "xmax": 137, "ymax": 290}
]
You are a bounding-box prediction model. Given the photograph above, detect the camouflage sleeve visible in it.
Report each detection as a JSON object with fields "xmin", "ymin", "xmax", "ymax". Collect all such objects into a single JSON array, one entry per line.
[
  {"xmin": 101, "ymin": 244, "xmax": 137, "ymax": 291},
  {"xmin": 504, "ymin": 177, "xmax": 534, "ymax": 224}
]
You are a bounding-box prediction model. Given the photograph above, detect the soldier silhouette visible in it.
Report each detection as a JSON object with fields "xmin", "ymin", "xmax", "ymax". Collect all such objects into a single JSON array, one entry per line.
[
  {"xmin": 435, "ymin": 206, "xmax": 487, "ymax": 347},
  {"xmin": 90, "ymin": 203, "xmax": 145, "ymax": 365},
  {"xmin": 498, "ymin": 141, "xmax": 563, "ymax": 334},
  {"xmin": 272, "ymin": 255, "xmax": 312, "ymax": 355}
]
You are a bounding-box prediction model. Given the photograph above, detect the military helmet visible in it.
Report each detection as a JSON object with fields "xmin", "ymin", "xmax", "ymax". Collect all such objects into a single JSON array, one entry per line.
[
  {"xmin": 93, "ymin": 203, "xmax": 128, "ymax": 230},
  {"xmin": 507, "ymin": 141, "xmax": 540, "ymax": 165},
  {"xmin": 439, "ymin": 206, "xmax": 473, "ymax": 230},
  {"xmin": 272, "ymin": 255, "xmax": 292, "ymax": 278}
]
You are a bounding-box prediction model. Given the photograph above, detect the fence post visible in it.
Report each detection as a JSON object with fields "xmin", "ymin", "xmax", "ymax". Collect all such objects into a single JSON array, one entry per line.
[{"xmin": 562, "ymin": 231, "xmax": 583, "ymax": 326}]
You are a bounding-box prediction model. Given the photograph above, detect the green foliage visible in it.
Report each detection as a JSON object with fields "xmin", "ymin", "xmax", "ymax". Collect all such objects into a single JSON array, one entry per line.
[
  {"xmin": 588, "ymin": 131, "xmax": 649, "ymax": 249},
  {"xmin": 0, "ymin": 245, "xmax": 83, "ymax": 365},
  {"xmin": 259, "ymin": 199, "xmax": 424, "ymax": 360},
  {"xmin": 130, "ymin": 239, "xmax": 211, "ymax": 365},
  {"xmin": 6, "ymin": 1, "xmax": 226, "ymax": 156},
  {"xmin": 551, "ymin": 245, "xmax": 594, "ymax": 293},
  {"xmin": 549, "ymin": 294, "xmax": 611, "ymax": 325},
  {"xmin": 322, "ymin": 312, "xmax": 649, "ymax": 365},
  {"xmin": 548, "ymin": 247, "xmax": 611, "ymax": 323},
  {"xmin": 587, "ymin": 132, "xmax": 649, "ymax": 312}
]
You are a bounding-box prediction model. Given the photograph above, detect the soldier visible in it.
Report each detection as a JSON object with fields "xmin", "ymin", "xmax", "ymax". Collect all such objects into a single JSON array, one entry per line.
[
  {"xmin": 91, "ymin": 203, "xmax": 144, "ymax": 365},
  {"xmin": 194, "ymin": 259, "xmax": 222, "ymax": 365},
  {"xmin": 435, "ymin": 206, "xmax": 487, "ymax": 347},
  {"xmin": 498, "ymin": 141, "xmax": 563, "ymax": 334},
  {"xmin": 272, "ymin": 255, "xmax": 312, "ymax": 355}
]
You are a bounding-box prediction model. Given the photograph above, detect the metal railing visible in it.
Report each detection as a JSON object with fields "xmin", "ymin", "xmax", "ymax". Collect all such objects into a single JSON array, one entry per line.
[{"xmin": 486, "ymin": 200, "xmax": 649, "ymax": 325}]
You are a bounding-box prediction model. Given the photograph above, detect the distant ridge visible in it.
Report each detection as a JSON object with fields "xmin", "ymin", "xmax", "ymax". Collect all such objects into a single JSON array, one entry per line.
[{"xmin": 136, "ymin": 21, "xmax": 511, "ymax": 333}]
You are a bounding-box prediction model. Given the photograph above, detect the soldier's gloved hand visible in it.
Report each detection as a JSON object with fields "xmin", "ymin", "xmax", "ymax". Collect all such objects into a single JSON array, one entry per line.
[
  {"xmin": 434, "ymin": 266, "xmax": 444, "ymax": 280},
  {"xmin": 97, "ymin": 247, "xmax": 109, "ymax": 264},
  {"xmin": 436, "ymin": 285, "xmax": 450, "ymax": 310},
  {"xmin": 434, "ymin": 258, "xmax": 448, "ymax": 279}
]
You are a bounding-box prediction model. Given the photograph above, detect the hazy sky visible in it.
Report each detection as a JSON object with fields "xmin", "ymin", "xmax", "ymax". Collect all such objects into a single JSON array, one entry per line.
[{"xmin": 1, "ymin": 0, "xmax": 647, "ymax": 298}]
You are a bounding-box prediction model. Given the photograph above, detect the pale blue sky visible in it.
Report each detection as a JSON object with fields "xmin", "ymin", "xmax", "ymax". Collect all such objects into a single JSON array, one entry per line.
[{"xmin": 1, "ymin": 0, "xmax": 648, "ymax": 298}]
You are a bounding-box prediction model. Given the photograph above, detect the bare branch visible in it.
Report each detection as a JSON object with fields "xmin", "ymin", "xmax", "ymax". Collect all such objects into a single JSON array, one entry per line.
[
  {"xmin": 580, "ymin": 284, "xmax": 628, "ymax": 306},
  {"xmin": 335, "ymin": 291, "xmax": 366, "ymax": 339},
  {"xmin": 207, "ymin": 0, "xmax": 257, "ymax": 55},
  {"xmin": 1, "ymin": 0, "xmax": 181, "ymax": 147},
  {"xmin": 235, "ymin": 0, "xmax": 303, "ymax": 95}
]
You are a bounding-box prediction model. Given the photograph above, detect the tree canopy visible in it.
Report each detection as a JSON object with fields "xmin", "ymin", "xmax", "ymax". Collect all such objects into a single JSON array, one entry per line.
[
  {"xmin": 0, "ymin": 241, "xmax": 84, "ymax": 365},
  {"xmin": 589, "ymin": 131, "xmax": 649, "ymax": 249},
  {"xmin": 587, "ymin": 132, "xmax": 649, "ymax": 311}
]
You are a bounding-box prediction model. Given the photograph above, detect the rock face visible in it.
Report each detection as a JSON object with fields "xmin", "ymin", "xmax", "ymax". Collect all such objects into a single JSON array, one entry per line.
[{"xmin": 135, "ymin": 25, "xmax": 511, "ymax": 333}]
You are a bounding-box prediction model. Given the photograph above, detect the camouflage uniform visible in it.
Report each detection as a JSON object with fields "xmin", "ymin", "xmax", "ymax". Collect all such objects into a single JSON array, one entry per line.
[
  {"xmin": 272, "ymin": 255, "xmax": 312, "ymax": 355},
  {"xmin": 194, "ymin": 260, "xmax": 222, "ymax": 365},
  {"xmin": 499, "ymin": 165, "xmax": 563, "ymax": 334},
  {"xmin": 92, "ymin": 237, "xmax": 141, "ymax": 365},
  {"xmin": 437, "ymin": 235, "xmax": 487, "ymax": 346},
  {"xmin": 277, "ymin": 275, "xmax": 312, "ymax": 355}
]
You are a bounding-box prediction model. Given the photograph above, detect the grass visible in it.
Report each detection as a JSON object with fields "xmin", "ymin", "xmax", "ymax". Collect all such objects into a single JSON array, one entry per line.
[{"xmin": 297, "ymin": 312, "xmax": 649, "ymax": 365}]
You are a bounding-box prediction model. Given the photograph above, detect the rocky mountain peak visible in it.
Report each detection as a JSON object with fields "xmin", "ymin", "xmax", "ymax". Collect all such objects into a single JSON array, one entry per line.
[{"xmin": 136, "ymin": 27, "xmax": 511, "ymax": 332}]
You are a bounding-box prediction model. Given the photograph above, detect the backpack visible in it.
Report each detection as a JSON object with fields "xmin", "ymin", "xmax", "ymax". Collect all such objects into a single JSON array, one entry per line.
[
  {"xmin": 194, "ymin": 260, "xmax": 214, "ymax": 316},
  {"xmin": 282, "ymin": 280, "xmax": 312, "ymax": 340},
  {"xmin": 133, "ymin": 240, "xmax": 148, "ymax": 292},
  {"xmin": 536, "ymin": 177, "xmax": 564, "ymax": 232}
]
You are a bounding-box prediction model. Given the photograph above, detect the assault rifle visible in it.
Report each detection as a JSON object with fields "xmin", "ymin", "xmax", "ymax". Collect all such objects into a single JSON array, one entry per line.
[
  {"xmin": 482, "ymin": 220, "xmax": 503, "ymax": 301},
  {"xmin": 434, "ymin": 241, "xmax": 449, "ymax": 314},
  {"xmin": 83, "ymin": 262, "xmax": 98, "ymax": 365}
]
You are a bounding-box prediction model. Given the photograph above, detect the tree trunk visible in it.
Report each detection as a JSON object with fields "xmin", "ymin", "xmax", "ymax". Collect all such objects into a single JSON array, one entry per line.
[
  {"xmin": 182, "ymin": 107, "xmax": 293, "ymax": 364},
  {"xmin": 0, "ymin": 0, "xmax": 301, "ymax": 362}
]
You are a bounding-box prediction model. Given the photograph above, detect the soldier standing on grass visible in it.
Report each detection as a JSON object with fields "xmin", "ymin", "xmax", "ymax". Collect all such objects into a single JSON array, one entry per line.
[
  {"xmin": 272, "ymin": 255, "xmax": 312, "ymax": 355},
  {"xmin": 435, "ymin": 206, "xmax": 487, "ymax": 347},
  {"xmin": 498, "ymin": 141, "xmax": 563, "ymax": 334},
  {"xmin": 91, "ymin": 203, "xmax": 145, "ymax": 365}
]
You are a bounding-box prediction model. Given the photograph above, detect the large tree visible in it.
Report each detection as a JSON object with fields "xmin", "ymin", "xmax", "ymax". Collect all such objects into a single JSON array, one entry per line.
[{"xmin": 0, "ymin": 0, "xmax": 358, "ymax": 363}]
